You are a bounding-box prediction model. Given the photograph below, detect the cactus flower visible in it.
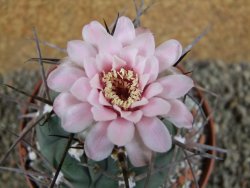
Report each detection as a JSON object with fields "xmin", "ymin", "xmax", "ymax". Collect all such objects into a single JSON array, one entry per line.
[{"xmin": 47, "ymin": 16, "xmax": 194, "ymax": 167}]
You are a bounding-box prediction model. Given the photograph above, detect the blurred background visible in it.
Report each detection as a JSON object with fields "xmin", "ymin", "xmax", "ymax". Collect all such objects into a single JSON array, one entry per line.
[{"xmin": 0, "ymin": 0, "xmax": 249, "ymax": 187}]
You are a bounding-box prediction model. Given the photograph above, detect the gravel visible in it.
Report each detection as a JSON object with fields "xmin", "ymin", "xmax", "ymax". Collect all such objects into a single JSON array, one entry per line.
[
  {"xmin": 0, "ymin": 61, "xmax": 249, "ymax": 187},
  {"xmin": 0, "ymin": 69, "xmax": 39, "ymax": 188},
  {"xmin": 184, "ymin": 60, "xmax": 250, "ymax": 188}
]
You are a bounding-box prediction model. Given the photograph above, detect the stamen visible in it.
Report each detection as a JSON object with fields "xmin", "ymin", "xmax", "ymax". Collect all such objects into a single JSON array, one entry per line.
[{"xmin": 102, "ymin": 68, "xmax": 141, "ymax": 110}]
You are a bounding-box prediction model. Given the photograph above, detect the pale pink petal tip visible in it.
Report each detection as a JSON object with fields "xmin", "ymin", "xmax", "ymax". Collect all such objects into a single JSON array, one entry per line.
[
  {"xmin": 136, "ymin": 117, "xmax": 172, "ymax": 152},
  {"xmin": 125, "ymin": 131, "xmax": 152, "ymax": 167},
  {"xmin": 107, "ymin": 118, "xmax": 135, "ymax": 146},
  {"xmin": 130, "ymin": 32, "xmax": 155, "ymax": 57},
  {"xmin": 159, "ymin": 74, "xmax": 194, "ymax": 99},
  {"xmin": 47, "ymin": 66, "xmax": 85, "ymax": 92},
  {"xmin": 85, "ymin": 122, "xmax": 114, "ymax": 161},
  {"xmin": 67, "ymin": 40, "xmax": 97, "ymax": 66},
  {"xmin": 53, "ymin": 93, "xmax": 79, "ymax": 118},
  {"xmin": 155, "ymin": 39, "xmax": 182, "ymax": 72},
  {"xmin": 165, "ymin": 99, "xmax": 193, "ymax": 129},
  {"xmin": 113, "ymin": 16, "xmax": 135, "ymax": 45},
  {"xmin": 141, "ymin": 97, "xmax": 170, "ymax": 117},
  {"xmin": 143, "ymin": 82, "xmax": 163, "ymax": 99},
  {"xmin": 82, "ymin": 21, "xmax": 107, "ymax": 46},
  {"xmin": 70, "ymin": 77, "xmax": 91, "ymax": 102},
  {"xmin": 62, "ymin": 103, "xmax": 93, "ymax": 133}
]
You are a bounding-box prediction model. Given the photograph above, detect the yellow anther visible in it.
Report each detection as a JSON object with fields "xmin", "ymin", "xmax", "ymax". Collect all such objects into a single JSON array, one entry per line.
[{"xmin": 101, "ymin": 68, "xmax": 141, "ymax": 110}]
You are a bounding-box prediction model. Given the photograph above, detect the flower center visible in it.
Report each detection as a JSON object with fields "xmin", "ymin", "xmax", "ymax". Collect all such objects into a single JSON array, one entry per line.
[{"xmin": 102, "ymin": 68, "xmax": 141, "ymax": 110}]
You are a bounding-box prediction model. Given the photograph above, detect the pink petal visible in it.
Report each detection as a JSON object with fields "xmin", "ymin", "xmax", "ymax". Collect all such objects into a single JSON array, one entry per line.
[
  {"xmin": 113, "ymin": 105, "xmax": 142, "ymax": 123},
  {"xmin": 155, "ymin": 39, "xmax": 182, "ymax": 72},
  {"xmin": 143, "ymin": 56, "xmax": 159, "ymax": 83},
  {"xmin": 133, "ymin": 55, "xmax": 147, "ymax": 74},
  {"xmin": 99, "ymin": 91, "xmax": 111, "ymax": 106},
  {"xmin": 130, "ymin": 32, "xmax": 155, "ymax": 57},
  {"xmin": 131, "ymin": 97, "xmax": 148, "ymax": 108},
  {"xmin": 139, "ymin": 74, "xmax": 150, "ymax": 90},
  {"xmin": 62, "ymin": 103, "xmax": 93, "ymax": 133},
  {"xmin": 53, "ymin": 92, "xmax": 80, "ymax": 118},
  {"xmin": 87, "ymin": 89, "xmax": 100, "ymax": 106},
  {"xmin": 158, "ymin": 74, "xmax": 194, "ymax": 99},
  {"xmin": 107, "ymin": 118, "xmax": 135, "ymax": 146},
  {"xmin": 82, "ymin": 21, "xmax": 107, "ymax": 46},
  {"xmin": 96, "ymin": 53, "xmax": 113, "ymax": 72},
  {"xmin": 136, "ymin": 117, "xmax": 172, "ymax": 152},
  {"xmin": 47, "ymin": 65, "xmax": 85, "ymax": 92},
  {"xmin": 97, "ymin": 35, "xmax": 122, "ymax": 55},
  {"xmin": 70, "ymin": 77, "xmax": 91, "ymax": 102},
  {"xmin": 119, "ymin": 46, "xmax": 138, "ymax": 67},
  {"xmin": 125, "ymin": 130, "xmax": 152, "ymax": 167},
  {"xmin": 113, "ymin": 16, "xmax": 135, "ymax": 45},
  {"xmin": 121, "ymin": 110, "xmax": 143, "ymax": 123},
  {"xmin": 90, "ymin": 74, "xmax": 102, "ymax": 89},
  {"xmin": 112, "ymin": 55, "xmax": 127, "ymax": 70},
  {"xmin": 85, "ymin": 121, "xmax": 114, "ymax": 161},
  {"xmin": 83, "ymin": 57, "xmax": 98, "ymax": 78},
  {"xmin": 91, "ymin": 106, "xmax": 117, "ymax": 121},
  {"xmin": 67, "ymin": 40, "xmax": 97, "ymax": 67},
  {"xmin": 141, "ymin": 97, "xmax": 170, "ymax": 117},
  {"xmin": 113, "ymin": 105, "xmax": 143, "ymax": 123},
  {"xmin": 143, "ymin": 82, "xmax": 163, "ymax": 99},
  {"xmin": 164, "ymin": 99, "xmax": 193, "ymax": 128}
]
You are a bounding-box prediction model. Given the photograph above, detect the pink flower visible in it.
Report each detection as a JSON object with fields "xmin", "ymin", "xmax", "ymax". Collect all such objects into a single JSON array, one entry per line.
[{"xmin": 47, "ymin": 16, "xmax": 194, "ymax": 167}]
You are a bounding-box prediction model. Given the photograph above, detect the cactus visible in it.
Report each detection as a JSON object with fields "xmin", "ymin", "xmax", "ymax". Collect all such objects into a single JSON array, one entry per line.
[{"xmin": 36, "ymin": 105, "xmax": 177, "ymax": 188}]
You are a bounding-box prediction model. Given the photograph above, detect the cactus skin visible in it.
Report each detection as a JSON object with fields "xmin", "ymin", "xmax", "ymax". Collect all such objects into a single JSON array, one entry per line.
[{"xmin": 36, "ymin": 115, "xmax": 176, "ymax": 188}]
